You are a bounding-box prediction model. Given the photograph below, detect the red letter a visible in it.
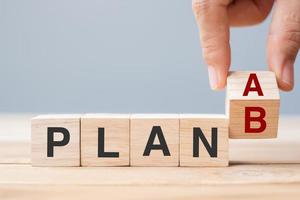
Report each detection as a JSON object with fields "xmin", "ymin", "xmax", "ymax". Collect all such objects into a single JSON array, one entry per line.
[
  {"xmin": 245, "ymin": 107, "xmax": 266, "ymax": 133},
  {"xmin": 243, "ymin": 73, "xmax": 264, "ymax": 96}
]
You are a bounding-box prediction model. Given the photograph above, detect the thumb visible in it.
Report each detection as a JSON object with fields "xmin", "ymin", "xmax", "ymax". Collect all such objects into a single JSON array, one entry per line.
[{"xmin": 267, "ymin": 0, "xmax": 300, "ymax": 91}]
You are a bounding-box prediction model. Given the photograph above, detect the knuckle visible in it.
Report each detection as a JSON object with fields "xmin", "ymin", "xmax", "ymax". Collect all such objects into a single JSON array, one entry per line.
[
  {"xmin": 202, "ymin": 41, "xmax": 229, "ymax": 65},
  {"xmin": 270, "ymin": 12, "xmax": 300, "ymax": 51},
  {"xmin": 281, "ymin": 13, "xmax": 300, "ymax": 43},
  {"xmin": 270, "ymin": 29, "xmax": 300, "ymax": 50},
  {"xmin": 192, "ymin": 0, "xmax": 231, "ymax": 14},
  {"xmin": 192, "ymin": 0, "xmax": 208, "ymax": 15},
  {"xmin": 284, "ymin": 31, "xmax": 300, "ymax": 48},
  {"xmin": 201, "ymin": 31, "xmax": 229, "ymax": 49},
  {"xmin": 283, "ymin": 16, "xmax": 300, "ymax": 47},
  {"xmin": 202, "ymin": 46, "xmax": 219, "ymax": 63},
  {"xmin": 269, "ymin": 31, "xmax": 300, "ymax": 57}
]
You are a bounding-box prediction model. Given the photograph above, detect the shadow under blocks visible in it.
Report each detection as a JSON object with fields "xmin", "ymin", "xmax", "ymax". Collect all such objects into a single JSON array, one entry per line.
[{"xmin": 31, "ymin": 71, "xmax": 280, "ymax": 167}]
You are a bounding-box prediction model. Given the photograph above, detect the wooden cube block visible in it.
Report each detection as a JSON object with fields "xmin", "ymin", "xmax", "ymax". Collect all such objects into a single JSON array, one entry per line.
[
  {"xmin": 81, "ymin": 114, "xmax": 130, "ymax": 166},
  {"xmin": 130, "ymin": 114, "xmax": 179, "ymax": 166},
  {"xmin": 31, "ymin": 114, "xmax": 81, "ymax": 166},
  {"xmin": 226, "ymin": 71, "xmax": 280, "ymax": 139},
  {"xmin": 180, "ymin": 114, "xmax": 229, "ymax": 167}
]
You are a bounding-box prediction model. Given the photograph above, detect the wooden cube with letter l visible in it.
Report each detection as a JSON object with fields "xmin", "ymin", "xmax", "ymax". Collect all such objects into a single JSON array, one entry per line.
[
  {"xmin": 81, "ymin": 114, "xmax": 130, "ymax": 166},
  {"xmin": 31, "ymin": 114, "xmax": 81, "ymax": 166},
  {"xmin": 130, "ymin": 114, "xmax": 179, "ymax": 166},
  {"xmin": 180, "ymin": 114, "xmax": 228, "ymax": 167},
  {"xmin": 226, "ymin": 71, "xmax": 280, "ymax": 139}
]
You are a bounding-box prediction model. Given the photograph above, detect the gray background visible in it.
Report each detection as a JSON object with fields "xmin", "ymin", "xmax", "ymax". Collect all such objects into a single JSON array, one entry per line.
[{"xmin": 0, "ymin": 0, "xmax": 299, "ymax": 114}]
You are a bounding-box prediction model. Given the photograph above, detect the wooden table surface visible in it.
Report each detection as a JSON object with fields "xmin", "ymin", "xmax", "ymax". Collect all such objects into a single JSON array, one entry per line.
[{"xmin": 0, "ymin": 114, "xmax": 300, "ymax": 200}]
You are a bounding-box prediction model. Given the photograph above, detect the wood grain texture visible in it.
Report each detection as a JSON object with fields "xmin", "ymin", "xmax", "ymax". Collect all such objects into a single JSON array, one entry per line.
[
  {"xmin": 2, "ymin": 116, "xmax": 298, "ymax": 165},
  {"xmin": 226, "ymin": 71, "xmax": 280, "ymax": 139},
  {"xmin": 1, "ymin": 184, "xmax": 300, "ymax": 200},
  {"xmin": 180, "ymin": 114, "xmax": 228, "ymax": 166},
  {"xmin": 130, "ymin": 114, "xmax": 179, "ymax": 166},
  {"xmin": 31, "ymin": 115, "xmax": 81, "ymax": 166},
  {"xmin": 0, "ymin": 164, "xmax": 300, "ymax": 185},
  {"xmin": 1, "ymin": 115, "xmax": 300, "ymax": 200},
  {"xmin": 81, "ymin": 114, "xmax": 130, "ymax": 166}
]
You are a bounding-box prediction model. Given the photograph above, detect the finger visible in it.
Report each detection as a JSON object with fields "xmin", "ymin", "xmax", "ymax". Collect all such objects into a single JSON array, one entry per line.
[
  {"xmin": 267, "ymin": 0, "xmax": 300, "ymax": 91},
  {"xmin": 192, "ymin": 0, "xmax": 231, "ymax": 90},
  {"xmin": 228, "ymin": 0, "xmax": 274, "ymax": 26}
]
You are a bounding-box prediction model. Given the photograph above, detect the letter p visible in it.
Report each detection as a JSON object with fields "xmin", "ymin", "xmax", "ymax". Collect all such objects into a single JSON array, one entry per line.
[{"xmin": 47, "ymin": 127, "xmax": 70, "ymax": 157}]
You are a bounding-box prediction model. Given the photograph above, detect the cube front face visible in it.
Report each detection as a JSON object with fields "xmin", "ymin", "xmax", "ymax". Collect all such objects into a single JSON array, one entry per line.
[
  {"xmin": 81, "ymin": 114, "xmax": 130, "ymax": 166},
  {"xmin": 180, "ymin": 115, "xmax": 228, "ymax": 167},
  {"xmin": 229, "ymin": 100, "xmax": 279, "ymax": 139},
  {"xmin": 226, "ymin": 71, "xmax": 280, "ymax": 139},
  {"xmin": 31, "ymin": 115, "xmax": 81, "ymax": 166},
  {"xmin": 130, "ymin": 115, "xmax": 179, "ymax": 166}
]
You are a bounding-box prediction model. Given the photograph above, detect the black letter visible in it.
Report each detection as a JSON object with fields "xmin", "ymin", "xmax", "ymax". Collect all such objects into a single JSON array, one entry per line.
[
  {"xmin": 47, "ymin": 127, "xmax": 70, "ymax": 157},
  {"xmin": 98, "ymin": 128, "xmax": 119, "ymax": 157},
  {"xmin": 193, "ymin": 127, "xmax": 218, "ymax": 157},
  {"xmin": 143, "ymin": 126, "xmax": 171, "ymax": 156}
]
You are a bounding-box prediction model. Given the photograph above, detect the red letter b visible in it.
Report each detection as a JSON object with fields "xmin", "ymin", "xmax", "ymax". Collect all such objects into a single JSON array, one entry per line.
[{"xmin": 245, "ymin": 107, "xmax": 266, "ymax": 133}]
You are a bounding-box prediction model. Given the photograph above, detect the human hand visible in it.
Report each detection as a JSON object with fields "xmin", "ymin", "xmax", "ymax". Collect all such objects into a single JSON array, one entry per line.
[{"xmin": 192, "ymin": 0, "xmax": 300, "ymax": 91}]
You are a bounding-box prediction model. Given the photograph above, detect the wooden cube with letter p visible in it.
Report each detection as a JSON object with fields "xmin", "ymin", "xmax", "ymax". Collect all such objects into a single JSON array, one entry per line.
[
  {"xmin": 226, "ymin": 71, "xmax": 280, "ymax": 139},
  {"xmin": 31, "ymin": 115, "xmax": 81, "ymax": 166},
  {"xmin": 130, "ymin": 114, "xmax": 179, "ymax": 166}
]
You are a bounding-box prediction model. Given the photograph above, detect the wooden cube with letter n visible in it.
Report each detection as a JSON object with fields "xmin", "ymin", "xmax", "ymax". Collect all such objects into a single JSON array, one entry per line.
[
  {"xmin": 226, "ymin": 71, "xmax": 280, "ymax": 139},
  {"xmin": 130, "ymin": 114, "xmax": 179, "ymax": 166},
  {"xmin": 81, "ymin": 114, "xmax": 130, "ymax": 166},
  {"xmin": 180, "ymin": 114, "xmax": 228, "ymax": 167},
  {"xmin": 31, "ymin": 115, "xmax": 81, "ymax": 166}
]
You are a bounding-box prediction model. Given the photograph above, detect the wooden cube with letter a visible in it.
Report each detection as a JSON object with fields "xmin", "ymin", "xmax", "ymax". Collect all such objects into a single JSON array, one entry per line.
[
  {"xmin": 226, "ymin": 71, "xmax": 280, "ymax": 139},
  {"xmin": 130, "ymin": 114, "xmax": 179, "ymax": 166},
  {"xmin": 81, "ymin": 114, "xmax": 130, "ymax": 166},
  {"xmin": 180, "ymin": 114, "xmax": 228, "ymax": 167},
  {"xmin": 31, "ymin": 114, "xmax": 81, "ymax": 166}
]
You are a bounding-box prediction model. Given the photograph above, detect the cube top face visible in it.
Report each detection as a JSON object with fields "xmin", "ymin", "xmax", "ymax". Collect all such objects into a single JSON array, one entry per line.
[
  {"xmin": 81, "ymin": 114, "xmax": 130, "ymax": 166},
  {"xmin": 83, "ymin": 113, "xmax": 130, "ymax": 119},
  {"xmin": 130, "ymin": 114, "xmax": 179, "ymax": 166},
  {"xmin": 32, "ymin": 114, "xmax": 82, "ymax": 120},
  {"xmin": 131, "ymin": 114, "xmax": 180, "ymax": 119},
  {"xmin": 226, "ymin": 71, "xmax": 280, "ymax": 139},
  {"xmin": 180, "ymin": 114, "xmax": 227, "ymax": 119},
  {"xmin": 227, "ymin": 71, "xmax": 279, "ymax": 100},
  {"xmin": 31, "ymin": 115, "xmax": 81, "ymax": 166},
  {"xmin": 180, "ymin": 115, "xmax": 228, "ymax": 167}
]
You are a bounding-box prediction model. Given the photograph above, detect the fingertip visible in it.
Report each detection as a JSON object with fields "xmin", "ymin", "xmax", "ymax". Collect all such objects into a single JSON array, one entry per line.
[
  {"xmin": 278, "ymin": 81, "xmax": 294, "ymax": 91},
  {"xmin": 278, "ymin": 65, "xmax": 294, "ymax": 91},
  {"xmin": 208, "ymin": 66, "xmax": 228, "ymax": 90},
  {"xmin": 280, "ymin": 63, "xmax": 294, "ymax": 91},
  {"xmin": 269, "ymin": 67, "xmax": 294, "ymax": 92},
  {"xmin": 269, "ymin": 58, "xmax": 295, "ymax": 92},
  {"xmin": 267, "ymin": 38, "xmax": 295, "ymax": 92}
]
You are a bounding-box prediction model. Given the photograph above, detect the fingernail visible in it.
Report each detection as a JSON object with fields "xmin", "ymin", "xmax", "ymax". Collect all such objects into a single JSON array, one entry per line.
[
  {"xmin": 208, "ymin": 66, "xmax": 219, "ymax": 90},
  {"xmin": 281, "ymin": 63, "xmax": 294, "ymax": 87}
]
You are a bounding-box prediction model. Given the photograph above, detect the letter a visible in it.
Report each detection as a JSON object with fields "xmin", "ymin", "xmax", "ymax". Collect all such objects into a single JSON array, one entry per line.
[{"xmin": 243, "ymin": 73, "xmax": 264, "ymax": 96}]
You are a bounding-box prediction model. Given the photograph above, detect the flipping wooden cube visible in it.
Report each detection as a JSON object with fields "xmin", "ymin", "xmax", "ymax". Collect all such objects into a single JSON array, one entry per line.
[
  {"xmin": 31, "ymin": 114, "xmax": 81, "ymax": 166},
  {"xmin": 226, "ymin": 71, "xmax": 280, "ymax": 139}
]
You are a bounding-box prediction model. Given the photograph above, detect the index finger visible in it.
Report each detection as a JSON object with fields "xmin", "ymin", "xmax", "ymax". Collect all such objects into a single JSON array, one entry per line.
[{"xmin": 192, "ymin": 0, "xmax": 231, "ymax": 90}]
